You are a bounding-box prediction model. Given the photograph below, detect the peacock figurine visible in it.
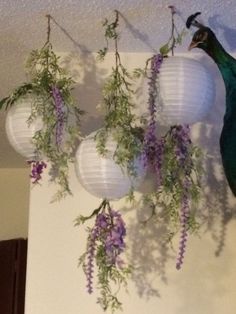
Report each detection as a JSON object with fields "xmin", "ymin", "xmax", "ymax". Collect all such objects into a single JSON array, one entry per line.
[{"xmin": 187, "ymin": 12, "xmax": 236, "ymax": 196}]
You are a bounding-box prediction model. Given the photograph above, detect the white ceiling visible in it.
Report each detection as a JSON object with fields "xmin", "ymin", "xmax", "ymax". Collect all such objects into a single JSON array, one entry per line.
[{"xmin": 0, "ymin": 0, "xmax": 235, "ymax": 167}]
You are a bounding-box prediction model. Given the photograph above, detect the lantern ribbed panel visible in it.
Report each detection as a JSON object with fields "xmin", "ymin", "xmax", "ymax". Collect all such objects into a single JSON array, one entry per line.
[
  {"xmin": 75, "ymin": 132, "xmax": 144, "ymax": 200},
  {"xmin": 5, "ymin": 97, "xmax": 43, "ymax": 159},
  {"xmin": 158, "ymin": 56, "xmax": 215, "ymax": 125}
]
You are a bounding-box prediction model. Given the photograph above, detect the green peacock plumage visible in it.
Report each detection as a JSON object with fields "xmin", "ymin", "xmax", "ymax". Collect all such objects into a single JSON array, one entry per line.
[{"xmin": 187, "ymin": 13, "xmax": 236, "ymax": 196}]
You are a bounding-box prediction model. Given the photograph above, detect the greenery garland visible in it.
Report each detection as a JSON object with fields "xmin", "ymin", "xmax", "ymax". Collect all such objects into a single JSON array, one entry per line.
[
  {"xmin": 76, "ymin": 11, "xmax": 143, "ymax": 312},
  {"xmin": 0, "ymin": 15, "xmax": 84, "ymax": 201},
  {"xmin": 76, "ymin": 200, "xmax": 131, "ymax": 313},
  {"xmin": 138, "ymin": 6, "xmax": 204, "ymax": 269},
  {"xmin": 96, "ymin": 10, "xmax": 143, "ymax": 177}
]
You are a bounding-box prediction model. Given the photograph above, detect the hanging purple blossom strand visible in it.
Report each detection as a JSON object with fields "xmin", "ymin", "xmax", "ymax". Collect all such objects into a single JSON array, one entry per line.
[
  {"xmin": 143, "ymin": 76, "xmax": 195, "ymax": 270},
  {"xmin": 51, "ymin": 86, "xmax": 65, "ymax": 147},
  {"xmin": 86, "ymin": 227, "xmax": 98, "ymax": 294},
  {"xmin": 176, "ymin": 192, "xmax": 190, "ymax": 270},
  {"xmin": 171, "ymin": 126, "xmax": 192, "ymax": 270},
  {"xmin": 85, "ymin": 208, "xmax": 127, "ymax": 294},
  {"xmin": 104, "ymin": 210, "xmax": 126, "ymax": 265},
  {"xmin": 142, "ymin": 54, "xmax": 164, "ymax": 184},
  {"xmin": 171, "ymin": 124, "xmax": 192, "ymax": 165},
  {"xmin": 27, "ymin": 160, "xmax": 47, "ymax": 184}
]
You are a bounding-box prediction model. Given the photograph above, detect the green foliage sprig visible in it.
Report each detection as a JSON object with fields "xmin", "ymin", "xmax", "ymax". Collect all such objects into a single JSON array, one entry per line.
[
  {"xmin": 97, "ymin": 12, "xmax": 119, "ymax": 61},
  {"xmin": 159, "ymin": 5, "xmax": 187, "ymax": 57},
  {"xmin": 96, "ymin": 10, "xmax": 143, "ymax": 175},
  {"xmin": 133, "ymin": 5, "xmax": 186, "ymax": 79}
]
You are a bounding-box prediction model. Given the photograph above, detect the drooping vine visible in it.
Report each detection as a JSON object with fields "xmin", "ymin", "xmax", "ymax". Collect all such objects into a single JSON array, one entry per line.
[
  {"xmin": 76, "ymin": 200, "xmax": 131, "ymax": 312},
  {"xmin": 139, "ymin": 6, "xmax": 203, "ymax": 269},
  {"xmin": 96, "ymin": 10, "xmax": 143, "ymax": 176},
  {"xmin": 0, "ymin": 14, "xmax": 84, "ymax": 201}
]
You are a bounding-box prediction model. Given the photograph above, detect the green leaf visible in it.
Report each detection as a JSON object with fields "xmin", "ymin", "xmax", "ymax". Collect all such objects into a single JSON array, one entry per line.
[
  {"xmin": 159, "ymin": 43, "xmax": 170, "ymax": 56},
  {"xmin": 176, "ymin": 29, "xmax": 187, "ymax": 45},
  {"xmin": 97, "ymin": 48, "xmax": 108, "ymax": 61},
  {"xmin": 75, "ymin": 208, "xmax": 101, "ymax": 226},
  {"xmin": 133, "ymin": 68, "xmax": 146, "ymax": 79}
]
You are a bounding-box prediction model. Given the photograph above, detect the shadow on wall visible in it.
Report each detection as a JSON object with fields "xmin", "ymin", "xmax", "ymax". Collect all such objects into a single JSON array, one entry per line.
[
  {"xmin": 126, "ymin": 200, "xmax": 175, "ymax": 299},
  {"xmin": 61, "ymin": 50, "xmax": 105, "ymax": 136},
  {"xmin": 208, "ymin": 14, "xmax": 236, "ymax": 51},
  {"xmin": 52, "ymin": 16, "xmax": 105, "ymax": 137},
  {"xmin": 118, "ymin": 11, "xmax": 157, "ymax": 53}
]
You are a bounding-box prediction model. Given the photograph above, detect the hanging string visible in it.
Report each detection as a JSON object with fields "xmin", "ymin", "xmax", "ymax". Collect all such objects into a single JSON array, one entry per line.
[
  {"xmin": 45, "ymin": 14, "xmax": 51, "ymax": 46},
  {"xmin": 113, "ymin": 10, "xmax": 119, "ymax": 70},
  {"xmin": 43, "ymin": 14, "xmax": 52, "ymax": 71},
  {"xmin": 168, "ymin": 5, "xmax": 177, "ymax": 56}
]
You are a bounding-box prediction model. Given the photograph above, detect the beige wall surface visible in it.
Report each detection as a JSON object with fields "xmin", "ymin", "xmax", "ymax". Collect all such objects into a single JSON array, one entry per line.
[
  {"xmin": 25, "ymin": 52, "xmax": 236, "ymax": 314},
  {"xmin": 0, "ymin": 167, "xmax": 30, "ymax": 240}
]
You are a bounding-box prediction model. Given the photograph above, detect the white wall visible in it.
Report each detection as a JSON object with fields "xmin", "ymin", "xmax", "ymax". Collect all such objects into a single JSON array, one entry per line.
[
  {"xmin": 25, "ymin": 53, "xmax": 236, "ymax": 314},
  {"xmin": 0, "ymin": 167, "xmax": 30, "ymax": 240}
]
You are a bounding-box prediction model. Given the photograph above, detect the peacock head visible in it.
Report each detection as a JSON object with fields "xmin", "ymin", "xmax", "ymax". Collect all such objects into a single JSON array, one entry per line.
[
  {"xmin": 186, "ymin": 12, "xmax": 217, "ymax": 54},
  {"xmin": 188, "ymin": 27, "xmax": 216, "ymax": 53}
]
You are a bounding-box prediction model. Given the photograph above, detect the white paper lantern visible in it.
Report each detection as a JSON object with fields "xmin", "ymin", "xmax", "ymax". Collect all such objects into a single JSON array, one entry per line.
[
  {"xmin": 139, "ymin": 56, "xmax": 215, "ymax": 125},
  {"xmin": 75, "ymin": 131, "xmax": 145, "ymax": 200},
  {"xmin": 159, "ymin": 56, "xmax": 215, "ymax": 125},
  {"xmin": 5, "ymin": 96, "xmax": 43, "ymax": 159}
]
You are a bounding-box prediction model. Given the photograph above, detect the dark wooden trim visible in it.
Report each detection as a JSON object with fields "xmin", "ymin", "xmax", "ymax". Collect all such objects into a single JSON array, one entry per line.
[{"xmin": 0, "ymin": 239, "xmax": 27, "ymax": 314}]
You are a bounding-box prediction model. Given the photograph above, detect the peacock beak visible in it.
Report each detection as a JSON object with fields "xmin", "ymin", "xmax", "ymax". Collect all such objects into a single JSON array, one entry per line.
[
  {"xmin": 188, "ymin": 41, "xmax": 197, "ymax": 50},
  {"xmin": 188, "ymin": 41, "xmax": 203, "ymax": 50}
]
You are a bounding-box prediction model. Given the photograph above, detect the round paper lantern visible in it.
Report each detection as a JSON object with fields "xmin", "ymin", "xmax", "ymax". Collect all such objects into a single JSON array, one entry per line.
[
  {"xmin": 158, "ymin": 56, "xmax": 215, "ymax": 125},
  {"xmin": 5, "ymin": 96, "xmax": 43, "ymax": 159},
  {"xmin": 75, "ymin": 132, "xmax": 145, "ymax": 200},
  {"xmin": 138, "ymin": 56, "xmax": 215, "ymax": 125}
]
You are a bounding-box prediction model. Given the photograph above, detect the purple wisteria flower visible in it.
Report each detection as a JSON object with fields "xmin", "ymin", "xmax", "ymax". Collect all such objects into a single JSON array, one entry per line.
[
  {"xmin": 168, "ymin": 126, "xmax": 192, "ymax": 270},
  {"xmin": 86, "ymin": 227, "xmax": 98, "ymax": 294},
  {"xmin": 171, "ymin": 124, "xmax": 192, "ymax": 165},
  {"xmin": 176, "ymin": 190, "xmax": 190, "ymax": 270},
  {"xmin": 27, "ymin": 160, "xmax": 47, "ymax": 184},
  {"xmin": 51, "ymin": 86, "xmax": 65, "ymax": 147},
  {"xmin": 85, "ymin": 208, "xmax": 127, "ymax": 294},
  {"xmin": 142, "ymin": 54, "xmax": 164, "ymax": 184},
  {"xmin": 104, "ymin": 210, "xmax": 126, "ymax": 265}
]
